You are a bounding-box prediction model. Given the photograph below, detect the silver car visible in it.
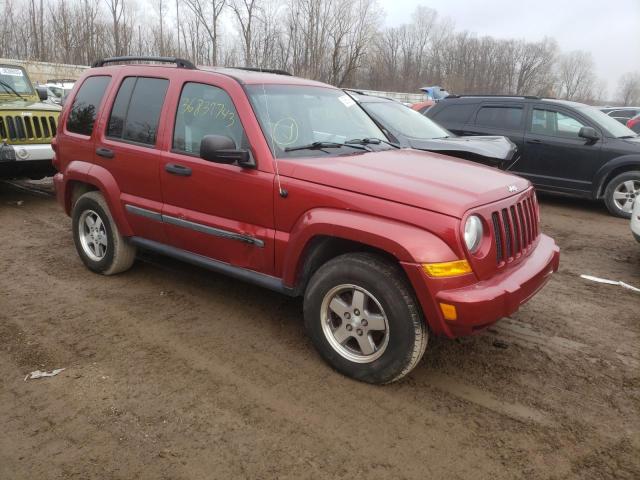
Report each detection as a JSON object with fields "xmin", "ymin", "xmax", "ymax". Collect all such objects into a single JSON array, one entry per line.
[{"xmin": 632, "ymin": 198, "xmax": 640, "ymax": 243}]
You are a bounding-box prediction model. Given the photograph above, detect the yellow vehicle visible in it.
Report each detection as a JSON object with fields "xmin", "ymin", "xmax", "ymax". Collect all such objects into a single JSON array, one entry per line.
[{"xmin": 0, "ymin": 64, "xmax": 61, "ymax": 179}]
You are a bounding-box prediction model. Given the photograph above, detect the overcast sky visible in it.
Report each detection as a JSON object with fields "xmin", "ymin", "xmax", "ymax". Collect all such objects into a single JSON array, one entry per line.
[{"xmin": 380, "ymin": 0, "xmax": 640, "ymax": 98}]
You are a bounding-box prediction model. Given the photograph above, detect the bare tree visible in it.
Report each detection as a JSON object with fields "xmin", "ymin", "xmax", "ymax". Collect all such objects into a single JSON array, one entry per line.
[
  {"xmin": 557, "ymin": 50, "xmax": 596, "ymax": 101},
  {"xmin": 617, "ymin": 72, "xmax": 640, "ymax": 106},
  {"xmin": 183, "ymin": 0, "xmax": 226, "ymax": 65}
]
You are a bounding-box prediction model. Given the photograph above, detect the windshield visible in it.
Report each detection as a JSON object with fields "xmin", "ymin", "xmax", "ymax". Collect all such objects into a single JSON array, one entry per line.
[
  {"xmin": 247, "ymin": 85, "xmax": 390, "ymax": 158},
  {"xmin": 0, "ymin": 66, "xmax": 35, "ymax": 95},
  {"xmin": 363, "ymin": 101, "xmax": 451, "ymax": 140},
  {"xmin": 577, "ymin": 105, "xmax": 637, "ymax": 138},
  {"xmin": 48, "ymin": 86, "xmax": 64, "ymax": 98}
]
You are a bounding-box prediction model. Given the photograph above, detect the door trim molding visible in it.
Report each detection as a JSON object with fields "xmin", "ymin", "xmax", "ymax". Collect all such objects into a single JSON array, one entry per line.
[{"xmin": 125, "ymin": 204, "xmax": 265, "ymax": 248}]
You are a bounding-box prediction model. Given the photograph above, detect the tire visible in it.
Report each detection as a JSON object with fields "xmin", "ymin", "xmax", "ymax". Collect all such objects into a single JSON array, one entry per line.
[
  {"xmin": 303, "ymin": 252, "xmax": 427, "ymax": 384},
  {"xmin": 604, "ymin": 171, "xmax": 640, "ymax": 219},
  {"xmin": 71, "ymin": 191, "xmax": 136, "ymax": 275}
]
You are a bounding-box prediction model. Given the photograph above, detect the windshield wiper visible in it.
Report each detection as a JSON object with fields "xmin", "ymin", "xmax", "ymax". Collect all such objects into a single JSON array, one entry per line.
[
  {"xmin": 619, "ymin": 135, "xmax": 638, "ymax": 139},
  {"xmin": 284, "ymin": 141, "xmax": 368, "ymax": 152},
  {"xmin": 0, "ymin": 80, "xmax": 26, "ymax": 100},
  {"xmin": 346, "ymin": 137, "xmax": 400, "ymax": 148}
]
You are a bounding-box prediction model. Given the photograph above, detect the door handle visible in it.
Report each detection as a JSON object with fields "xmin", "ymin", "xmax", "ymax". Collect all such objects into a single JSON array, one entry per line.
[
  {"xmin": 96, "ymin": 147, "xmax": 114, "ymax": 158},
  {"xmin": 526, "ymin": 139, "xmax": 543, "ymax": 145},
  {"xmin": 165, "ymin": 163, "xmax": 192, "ymax": 176}
]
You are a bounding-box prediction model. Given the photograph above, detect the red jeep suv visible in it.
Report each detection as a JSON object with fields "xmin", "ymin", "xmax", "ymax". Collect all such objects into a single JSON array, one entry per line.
[{"xmin": 52, "ymin": 57, "xmax": 560, "ymax": 384}]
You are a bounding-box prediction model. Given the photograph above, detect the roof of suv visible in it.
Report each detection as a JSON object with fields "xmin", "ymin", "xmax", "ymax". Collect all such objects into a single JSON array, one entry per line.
[
  {"xmin": 89, "ymin": 57, "xmax": 330, "ymax": 88},
  {"xmin": 441, "ymin": 95, "xmax": 587, "ymax": 108}
]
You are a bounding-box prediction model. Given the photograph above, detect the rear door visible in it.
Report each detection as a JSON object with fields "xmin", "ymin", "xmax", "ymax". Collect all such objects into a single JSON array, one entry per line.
[
  {"xmin": 94, "ymin": 75, "xmax": 170, "ymax": 243},
  {"xmin": 462, "ymin": 103, "xmax": 526, "ymax": 159},
  {"xmin": 518, "ymin": 105, "xmax": 602, "ymax": 193},
  {"xmin": 159, "ymin": 80, "xmax": 275, "ymax": 275}
]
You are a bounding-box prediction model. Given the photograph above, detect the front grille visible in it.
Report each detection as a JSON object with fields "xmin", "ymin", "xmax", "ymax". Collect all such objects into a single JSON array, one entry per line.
[
  {"xmin": 492, "ymin": 192, "xmax": 539, "ymax": 264},
  {"xmin": 0, "ymin": 114, "xmax": 57, "ymax": 142}
]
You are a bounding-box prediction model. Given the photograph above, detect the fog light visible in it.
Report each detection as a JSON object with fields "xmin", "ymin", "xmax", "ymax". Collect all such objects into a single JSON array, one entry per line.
[
  {"xmin": 15, "ymin": 147, "xmax": 29, "ymax": 160},
  {"xmin": 440, "ymin": 303, "xmax": 457, "ymax": 321},
  {"xmin": 423, "ymin": 260, "xmax": 472, "ymax": 277}
]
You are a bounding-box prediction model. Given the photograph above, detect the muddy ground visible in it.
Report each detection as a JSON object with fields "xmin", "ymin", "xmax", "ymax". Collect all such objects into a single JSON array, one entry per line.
[{"xmin": 0, "ymin": 179, "xmax": 638, "ymax": 480}]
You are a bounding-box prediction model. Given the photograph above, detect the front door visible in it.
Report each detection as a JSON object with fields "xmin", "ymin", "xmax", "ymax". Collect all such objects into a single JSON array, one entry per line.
[
  {"xmin": 518, "ymin": 106, "xmax": 602, "ymax": 194},
  {"xmin": 159, "ymin": 81, "xmax": 275, "ymax": 275}
]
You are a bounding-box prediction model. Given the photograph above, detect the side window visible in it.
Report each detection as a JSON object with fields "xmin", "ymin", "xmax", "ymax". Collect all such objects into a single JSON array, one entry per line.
[
  {"xmin": 66, "ymin": 76, "xmax": 111, "ymax": 136},
  {"xmin": 611, "ymin": 110, "xmax": 634, "ymax": 119},
  {"xmin": 173, "ymin": 82, "xmax": 247, "ymax": 155},
  {"xmin": 107, "ymin": 77, "xmax": 169, "ymax": 146},
  {"xmin": 475, "ymin": 106, "xmax": 523, "ymax": 130},
  {"xmin": 530, "ymin": 109, "xmax": 586, "ymax": 138},
  {"xmin": 431, "ymin": 103, "xmax": 476, "ymax": 124}
]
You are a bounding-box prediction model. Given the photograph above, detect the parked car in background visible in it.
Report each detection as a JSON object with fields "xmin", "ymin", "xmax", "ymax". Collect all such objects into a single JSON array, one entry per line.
[
  {"xmin": 52, "ymin": 56, "xmax": 559, "ymax": 384},
  {"xmin": 631, "ymin": 199, "xmax": 640, "ymax": 243},
  {"xmin": 45, "ymin": 79, "xmax": 75, "ymax": 105},
  {"xmin": 426, "ymin": 95, "xmax": 640, "ymax": 218},
  {"xmin": 347, "ymin": 90, "xmax": 517, "ymax": 166},
  {"xmin": 420, "ymin": 86, "xmax": 450, "ymax": 101},
  {"xmin": 627, "ymin": 113, "xmax": 640, "ymax": 133},
  {"xmin": 410, "ymin": 100, "xmax": 435, "ymax": 114},
  {"xmin": 0, "ymin": 63, "xmax": 61, "ymax": 179},
  {"xmin": 600, "ymin": 106, "xmax": 640, "ymax": 125}
]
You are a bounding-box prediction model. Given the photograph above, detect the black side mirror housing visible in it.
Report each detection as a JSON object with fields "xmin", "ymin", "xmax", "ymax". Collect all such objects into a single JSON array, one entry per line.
[
  {"xmin": 578, "ymin": 126, "xmax": 599, "ymax": 143},
  {"xmin": 36, "ymin": 86, "xmax": 48, "ymax": 101},
  {"xmin": 200, "ymin": 134, "xmax": 255, "ymax": 169}
]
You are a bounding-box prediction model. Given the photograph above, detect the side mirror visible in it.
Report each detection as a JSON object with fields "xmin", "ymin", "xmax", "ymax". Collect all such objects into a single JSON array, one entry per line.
[
  {"xmin": 578, "ymin": 126, "xmax": 599, "ymax": 143},
  {"xmin": 200, "ymin": 134, "xmax": 255, "ymax": 169},
  {"xmin": 36, "ymin": 86, "xmax": 48, "ymax": 101}
]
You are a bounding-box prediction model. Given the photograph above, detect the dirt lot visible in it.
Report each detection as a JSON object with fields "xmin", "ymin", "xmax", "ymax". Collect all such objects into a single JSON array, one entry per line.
[{"xmin": 0, "ymin": 179, "xmax": 638, "ymax": 480}]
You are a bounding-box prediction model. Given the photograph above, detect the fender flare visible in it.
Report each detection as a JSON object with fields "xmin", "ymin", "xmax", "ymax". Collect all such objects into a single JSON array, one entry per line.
[
  {"xmin": 280, "ymin": 208, "xmax": 460, "ymax": 287},
  {"xmin": 62, "ymin": 162, "xmax": 133, "ymax": 237},
  {"xmin": 593, "ymin": 155, "xmax": 640, "ymax": 198}
]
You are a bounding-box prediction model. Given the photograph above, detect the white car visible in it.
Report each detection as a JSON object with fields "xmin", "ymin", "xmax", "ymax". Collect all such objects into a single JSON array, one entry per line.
[{"xmin": 632, "ymin": 198, "xmax": 640, "ymax": 243}]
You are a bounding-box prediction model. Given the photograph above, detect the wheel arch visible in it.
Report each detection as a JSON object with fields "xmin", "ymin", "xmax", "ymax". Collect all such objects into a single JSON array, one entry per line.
[
  {"xmin": 281, "ymin": 208, "xmax": 459, "ymax": 294},
  {"xmin": 63, "ymin": 163, "xmax": 133, "ymax": 236},
  {"xmin": 593, "ymin": 155, "xmax": 640, "ymax": 198}
]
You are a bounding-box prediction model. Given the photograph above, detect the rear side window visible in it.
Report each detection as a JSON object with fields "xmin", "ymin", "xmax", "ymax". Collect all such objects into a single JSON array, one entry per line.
[
  {"xmin": 107, "ymin": 77, "xmax": 169, "ymax": 146},
  {"xmin": 430, "ymin": 103, "xmax": 476, "ymax": 124},
  {"xmin": 173, "ymin": 82, "xmax": 247, "ymax": 155},
  {"xmin": 476, "ymin": 106, "xmax": 523, "ymax": 130},
  {"xmin": 66, "ymin": 76, "xmax": 111, "ymax": 136}
]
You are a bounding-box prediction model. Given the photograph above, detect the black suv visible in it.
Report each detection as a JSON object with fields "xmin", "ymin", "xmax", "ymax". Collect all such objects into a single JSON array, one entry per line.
[{"xmin": 426, "ymin": 96, "xmax": 640, "ymax": 218}]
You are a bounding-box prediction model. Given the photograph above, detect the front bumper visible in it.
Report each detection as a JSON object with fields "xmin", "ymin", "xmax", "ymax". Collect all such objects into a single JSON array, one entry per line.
[
  {"xmin": 403, "ymin": 234, "xmax": 560, "ymax": 338},
  {"xmin": 0, "ymin": 143, "xmax": 54, "ymax": 162},
  {"xmin": 0, "ymin": 143, "xmax": 55, "ymax": 178}
]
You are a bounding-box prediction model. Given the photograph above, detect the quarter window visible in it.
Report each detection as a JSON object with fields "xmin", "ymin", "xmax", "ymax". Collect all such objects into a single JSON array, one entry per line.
[
  {"xmin": 173, "ymin": 82, "xmax": 247, "ymax": 155},
  {"xmin": 107, "ymin": 77, "xmax": 169, "ymax": 146},
  {"xmin": 431, "ymin": 103, "xmax": 476, "ymax": 124},
  {"xmin": 66, "ymin": 76, "xmax": 111, "ymax": 136},
  {"xmin": 530, "ymin": 109, "xmax": 587, "ymax": 138},
  {"xmin": 476, "ymin": 106, "xmax": 523, "ymax": 130}
]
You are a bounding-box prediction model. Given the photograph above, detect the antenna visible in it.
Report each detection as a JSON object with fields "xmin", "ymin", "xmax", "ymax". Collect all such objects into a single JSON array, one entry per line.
[{"xmin": 260, "ymin": 78, "xmax": 287, "ymax": 198}]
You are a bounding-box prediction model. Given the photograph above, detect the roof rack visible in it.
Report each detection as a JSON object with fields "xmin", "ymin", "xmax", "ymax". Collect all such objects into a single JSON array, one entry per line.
[
  {"xmin": 229, "ymin": 66, "xmax": 292, "ymax": 76},
  {"xmin": 92, "ymin": 56, "xmax": 196, "ymax": 69},
  {"xmin": 445, "ymin": 94, "xmax": 541, "ymax": 100}
]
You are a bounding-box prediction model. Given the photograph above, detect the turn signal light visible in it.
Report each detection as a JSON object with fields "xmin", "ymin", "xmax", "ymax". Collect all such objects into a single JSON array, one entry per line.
[
  {"xmin": 439, "ymin": 303, "xmax": 458, "ymax": 321},
  {"xmin": 422, "ymin": 260, "xmax": 472, "ymax": 277}
]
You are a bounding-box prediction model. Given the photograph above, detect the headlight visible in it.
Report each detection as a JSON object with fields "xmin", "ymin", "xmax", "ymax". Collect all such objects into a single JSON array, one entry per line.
[{"xmin": 464, "ymin": 215, "xmax": 483, "ymax": 253}]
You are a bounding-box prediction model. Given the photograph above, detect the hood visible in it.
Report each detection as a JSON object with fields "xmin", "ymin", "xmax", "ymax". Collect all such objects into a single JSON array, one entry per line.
[
  {"xmin": 408, "ymin": 135, "xmax": 517, "ymax": 166},
  {"xmin": 0, "ymin": 97, "xmax": 61, "ymax": 113},
  {"xmin": 278, "ymin": 148, "xmax": 530, "ymax": 218}
]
